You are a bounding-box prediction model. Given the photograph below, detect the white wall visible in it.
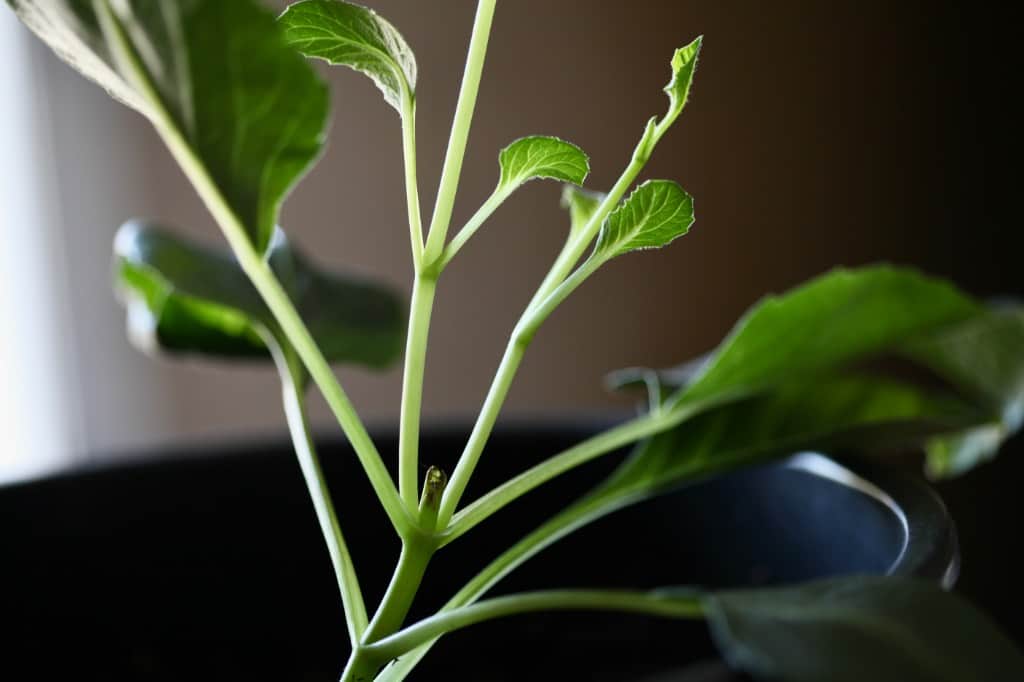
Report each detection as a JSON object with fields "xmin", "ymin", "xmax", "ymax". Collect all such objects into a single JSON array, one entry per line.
[{"xmin": 1, "ymin": 12, "xmax": 176, "ymax": 481}]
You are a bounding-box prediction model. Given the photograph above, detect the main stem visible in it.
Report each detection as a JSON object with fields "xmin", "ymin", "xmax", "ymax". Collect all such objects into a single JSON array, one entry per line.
[
  {"xmin": 278, "ymin": 344, "xmax": 368, "ymax": 645},
  {"xmin": 421, "ymin": 0, "xmax": 497, "ymax": 266},
  {"xmin": 347, "ymin": 2, "xmax": 500, "ymax": 677},
  {"xmin": 342, "ymin": 536, "xmax": 435, "ymax": 682},
  {"xmin": 397, "ymin": 275, "xmax": 437, "ymax": 509},
  {"xmin": 398, "ymin": 0, "xmax": 497, "ymax": 513}
]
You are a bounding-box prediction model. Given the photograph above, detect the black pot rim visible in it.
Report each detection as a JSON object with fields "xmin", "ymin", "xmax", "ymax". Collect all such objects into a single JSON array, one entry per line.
[{"xmin": 782, "ymin": 451, "xmax": 959, "ymax": 586}]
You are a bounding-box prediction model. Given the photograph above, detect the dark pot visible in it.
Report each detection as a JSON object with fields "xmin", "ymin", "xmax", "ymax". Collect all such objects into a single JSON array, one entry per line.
[{"xmin": 0, "ymin": 423, "xmax": 957, "ymax": 681}]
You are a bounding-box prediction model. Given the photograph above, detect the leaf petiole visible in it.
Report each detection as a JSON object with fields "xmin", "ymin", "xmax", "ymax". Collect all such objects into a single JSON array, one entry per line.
[
  {"xmin": 436, "ymin": 186, "xmax": 512, "ymax": 272},
  {"xmin": 440, "ymin": 408, "xmax": 690, "ymax": 546},
  {"xmin": 274, "ymin": 340, "xmax": 368, "ymax": 645},
  {"xmin": 421, "ymin": 0, "xmax": 497, "ymax": 266},
  {"xmin": 365, "ymin": 589, "xmax": 705, "ymax": 663}
]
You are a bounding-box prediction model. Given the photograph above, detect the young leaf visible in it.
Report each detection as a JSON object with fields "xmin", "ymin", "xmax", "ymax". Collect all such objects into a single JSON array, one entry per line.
[
  {"xmin": 8, "ymin": 0, "xmax": 329, "ymax": 254},
  {"xmin": 705, "ymin": 576, "xmax": 1024, "ymax": 682},
  {"xmin": 560, "ymin": 185, "xmax": 606, "ymax": 239},
  {"xmin": 279, "ymin": 0, "xmax": 416, "ymax": 112},
  {"xmin": 592, "ymin": 180, "xmax": 694, "ymax": 261},
  {"xmin": 497, "ymin": 136, "xmax": 590, "ymax": 191},
  {"xmin": 115, "ymin": 221, "xmax": 403, "ymax": 368},
  {"xmin": 663, "ymin": 36, "xmax": 703, "ymax": 125}
]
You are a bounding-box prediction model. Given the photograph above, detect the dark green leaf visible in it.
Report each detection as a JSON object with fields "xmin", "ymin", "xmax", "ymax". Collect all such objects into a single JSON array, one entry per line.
[
  {"xmin": 600, "ymin": 374, "xmax": 983, "ymax": 499},
  {"xmin": 674, "ymin": 266, "xmax": 982, "ymax": 408},
  {"xmin": 279, "ymin": 0, "xmax": 416, "ymax": 113},
  {"xmin": 613, "ymin": 267, "xmax": 1024, "ymax": 477},
  {"xmin": 592, "ymin": 180, "xmax": 694, "ymax": 261},
  {"xmin": 497, "ymin": 136, "xmax": 590, "ymax": 190},
  {"xmin": 114, "ymin": 221, "xmax": 403, "ymax": 367},
  {"xmin": 902, "ymin": 306, "xmax": 1024, "ymax": 476},
  {"xmin": 705, "ymin": 576, "xmax": 1024, "ymax": 682},
  {"xmin": 9, "ymin": 0, "xmax": 329, "ymax": 253}
]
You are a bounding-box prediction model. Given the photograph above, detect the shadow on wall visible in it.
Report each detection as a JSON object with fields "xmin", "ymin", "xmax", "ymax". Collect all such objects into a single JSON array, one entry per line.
[{"xmin": 11, "ymin": 0, "xmax": 1016, "ymax": 462}]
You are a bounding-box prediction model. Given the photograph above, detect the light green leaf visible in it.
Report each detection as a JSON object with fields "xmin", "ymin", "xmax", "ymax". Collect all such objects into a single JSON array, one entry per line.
[
  {"xmin": 279, "ymin": 0, "xmax": 416, "ymax": 112},
  {"xmin": 706, "ymin": 576, "xmax": 1024, "ymax": 682},
  {"xmin": 592, "ymin": 180, "xmax": 694, "ymax": 261},
  {"xmin": 497, "ymin": 136, "xmax": 590, "ymax": 191},
  {"xmin": 115, "ymin": 221, "xmax": 403, "ymax": 367},
  {"xmin": 8, "ymin": 0, "xmax": 329, "ymax": 254},
  {"xmin": 560, "ymin": 185, "xmax": 606, "ymax": 239},
  {"xmin": 663, "ymin": 36, "xmax": 703, "ymax": 125}
]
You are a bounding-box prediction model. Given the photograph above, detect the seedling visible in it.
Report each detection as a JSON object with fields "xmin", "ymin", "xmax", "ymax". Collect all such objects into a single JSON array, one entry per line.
[{"xmin": 8, "ymin": 1, "xmax": 1024, "ymax": 680}]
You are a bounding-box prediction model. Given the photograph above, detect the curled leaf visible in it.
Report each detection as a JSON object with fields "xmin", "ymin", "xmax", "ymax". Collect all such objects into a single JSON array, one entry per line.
[{"xmin": 663, "ymin": 36, "xmax": 703, "ymax": 124}]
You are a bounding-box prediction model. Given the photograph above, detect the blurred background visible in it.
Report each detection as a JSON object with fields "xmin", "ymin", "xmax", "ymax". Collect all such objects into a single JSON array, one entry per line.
[
  {"xmin": 4, "ymin": 0, "xmax": 1017, "ymax": 476},
  {"xmin": 1, "ymin": 0, "xmax": 1022, "ymax": 647}
]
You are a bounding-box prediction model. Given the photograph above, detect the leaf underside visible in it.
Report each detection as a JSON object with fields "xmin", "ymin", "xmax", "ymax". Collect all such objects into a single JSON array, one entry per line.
[
  {"xmin": 115, "ymin": 221, "xmax": 404, "ymax": 367},
  {"xmin": 279, "ymin": 0, "xmax": 416, "ymax": 112},
  {"xmin": 705, "ymin": 576, "xmax": 1024, "ymax": 682},
  {"xmin": 9, "ymin": 0, "xmax": 329, "ymax": 253}
]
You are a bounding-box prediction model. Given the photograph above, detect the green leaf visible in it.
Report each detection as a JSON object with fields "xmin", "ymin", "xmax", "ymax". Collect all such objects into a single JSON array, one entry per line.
[
  {"xmin": 675, "ymin": 266, "xmax": 983, "ymax": 408},
  {"xmin": 600, "ymin": 374, "xmax": 983, "ymax": 499},
  {"xmin": 606, "ymin": 267, "xmax": 1024, "ymax": 486},
  {"xmin": 901, "ymin": 306, "xmax": 1024, "ymax": 476},
  {"xmin": 705, "ymin": 576, "xmax": 1024, "ymax": 682},
  {"xmin": 9, "ymin": 0, "xmax": 329, "ymax": 253},
  {"xmin": 114, "ymin": 221, "xmax": 403, "ymax": 367},
  {"xmin": 279, "ymin": 0, "xmax": 416, "ymax": 113},
  {"xmin": 592, "ymin": 180, "xmax": 694, "ymax": 261},
  {"xmin": 497, "ymin": 136, "xmax": 590, "ymax": 191},
  {"xmin": 560, "ymin": 185, "xmax": 606, "ymax": 239},
  {"xmin": 663, "ymin": 36, "xmax": 703, "ymax": 125}
]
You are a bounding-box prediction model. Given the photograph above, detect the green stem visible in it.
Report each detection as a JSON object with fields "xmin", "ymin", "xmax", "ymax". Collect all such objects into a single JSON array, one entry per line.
[
  {"xmin": 440, "ymin": 410, "xmax": 685, "ymax": 546},
  {"xmin": 373, "ymin": 484, "xmax": 655, "ymax": 681},
  {"xmin": 400, "ymin": 90, "xmax": 424, "ymax": 266},
  {"xmin": 366, "ymin": 589, "xmax": 704, "ymax": 662},
  {"xmin": 437, "ymin": 186, "xmax": 511, "ymax": 270},
  {"xmin": 437, "ymin": 121, "xmax": 663, "ymax": 527},
  {"xmin": 276, "ymin": 343, "xmax": 368, "ymax": 646},
  {"xmin": 397, "ymin": 0, "xmax": 497, "ymax": 513},
  {"xmin": 362, "ymin": 538, "xmax": 435, "ymax": 645},
  {"xmin": 437, "ymin": 333, "xmax": 528, "ymax": 526},
  {"xmin": 422, "ymin": 0, "xmax": 497, "ymax": 266},
  {"xmin": 340, "ymin": 536, "xmax": 435, "ymax": 681},
  {"xmin": 397, "ymin": 275, "xmax": 438, "ymax": 510},
  {"xmin": 94, "ymin": 0, "xmax": 411, "ymax": 536},
  {"xmin": 524, "ymin": 118, "xmax": 659, "ymax": 318}
]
